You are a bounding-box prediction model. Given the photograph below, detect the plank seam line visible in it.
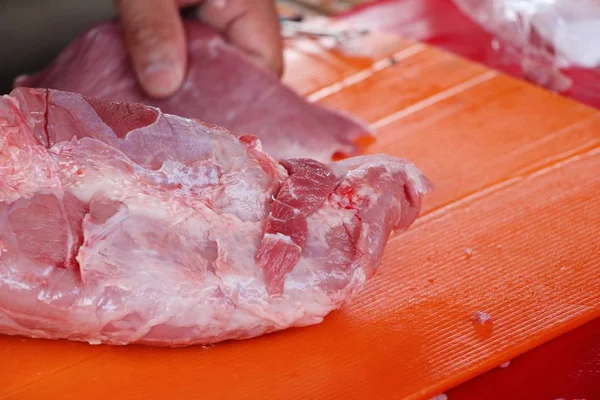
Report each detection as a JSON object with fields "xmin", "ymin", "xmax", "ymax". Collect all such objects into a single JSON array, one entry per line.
[
  {"xmin": 0, "ymin": 351, "xmax": 106, "ymax": 400},
  {"xmin": 306, "ymin": 43, "xmax": 427, "ymax": 102},
  {"xmin": 403, "ymin": 141, "xmax": 600, "ymax": 230},
  {"xmin": 507, "ymin": 116, "xmax": 598, "ymax": 160},
  {"xmin": 371, "ymin": 70, "xmax": 498, "ymax": 129}
]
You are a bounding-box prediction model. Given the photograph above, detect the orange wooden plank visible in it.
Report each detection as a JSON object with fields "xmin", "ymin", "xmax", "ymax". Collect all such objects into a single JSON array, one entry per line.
[{"xmin": 2, "ymin": 26, "xmax": 600, "ymax": 400}]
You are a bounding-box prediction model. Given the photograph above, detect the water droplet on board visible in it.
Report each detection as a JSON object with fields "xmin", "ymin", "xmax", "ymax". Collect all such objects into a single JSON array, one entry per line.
[{"xmin": 472, "ymin": 311, "xmax": 494, "ymax": 337}]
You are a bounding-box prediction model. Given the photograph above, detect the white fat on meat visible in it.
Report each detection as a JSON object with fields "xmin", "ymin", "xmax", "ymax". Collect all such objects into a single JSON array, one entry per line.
[{"xmin": 0, "ymin": 88, "xmax": 430, "ymax": 346}]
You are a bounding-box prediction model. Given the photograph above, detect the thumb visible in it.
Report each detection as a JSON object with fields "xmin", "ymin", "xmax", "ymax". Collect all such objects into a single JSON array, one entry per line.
[{"xmin": 117, "ymin": 0, "xmax": 187, "ymax": 98}]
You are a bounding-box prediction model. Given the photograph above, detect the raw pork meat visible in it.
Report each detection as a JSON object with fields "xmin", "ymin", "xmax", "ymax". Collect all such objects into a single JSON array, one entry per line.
[
  {"xmin": 15, "ymin": 21, "xmax": 372, "ymax": 162},
  {"xmin": 0, "ymin": 88, "xmax": 429, "ymax": 346}
]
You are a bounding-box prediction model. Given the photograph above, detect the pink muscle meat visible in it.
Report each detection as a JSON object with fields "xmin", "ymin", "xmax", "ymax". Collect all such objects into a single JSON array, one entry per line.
[
  {"xmin": 0, "ymin": 88, "xmax": 430, "ymax": 346},
  {"xmin": 15, "ymin": 21, "xmax": 372, "ymax": 163}
]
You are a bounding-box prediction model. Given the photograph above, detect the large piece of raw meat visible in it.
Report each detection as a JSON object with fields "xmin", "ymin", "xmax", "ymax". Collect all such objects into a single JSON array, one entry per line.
[
  {"xmin": 0, "ymin": 88, "xmax": 429, "ymax": 346},
  {"xmin": 15, "ymin": 21, "xmax": 372, "ymax": 162}
]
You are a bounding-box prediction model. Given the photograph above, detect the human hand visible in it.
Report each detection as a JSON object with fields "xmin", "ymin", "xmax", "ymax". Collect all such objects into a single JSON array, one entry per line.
[{"xmin": 116, "ymin": 0, "xmax": 283, "ymax": 98}]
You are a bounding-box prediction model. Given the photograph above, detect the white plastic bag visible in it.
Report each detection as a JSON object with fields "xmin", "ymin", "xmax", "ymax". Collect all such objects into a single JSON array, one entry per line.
[{"xmin": 452, "ymin": 0, "xmax": 600, "ymax": 91}]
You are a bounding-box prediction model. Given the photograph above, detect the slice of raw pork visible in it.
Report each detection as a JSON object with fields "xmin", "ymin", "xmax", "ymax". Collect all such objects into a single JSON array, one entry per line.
[
  {"xmin": 15, "ymin": 21, "xmax": 372, "ymax": 162},
  {"xmin": 0, "ymin": 88, "xmax": 429, "ymax": 346}
]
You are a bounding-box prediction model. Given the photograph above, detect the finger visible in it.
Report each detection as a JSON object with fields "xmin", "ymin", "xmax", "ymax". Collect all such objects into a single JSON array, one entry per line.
[
  {"xmin": 116, "ymin": 0, "xmax": 187, "ymax": 98},
  {"xmin": 198, "ymin": 0, "xmax": 284, "ymax": 77}
]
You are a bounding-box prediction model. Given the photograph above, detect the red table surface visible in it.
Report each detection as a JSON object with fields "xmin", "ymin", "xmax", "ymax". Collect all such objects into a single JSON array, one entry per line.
[
  {"xmin": 338, "ymin": 1, "xmax": 600, "ymax": 398},
  {"xmin": 448, "ymin": 317, "xmax": 600, "ymax": 400}
]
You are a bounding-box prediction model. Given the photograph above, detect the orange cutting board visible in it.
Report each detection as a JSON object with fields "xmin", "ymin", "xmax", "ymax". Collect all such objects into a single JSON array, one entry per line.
[{"xmin": 2, "ymin": 26, "xmax": 599, "ymax": 400}]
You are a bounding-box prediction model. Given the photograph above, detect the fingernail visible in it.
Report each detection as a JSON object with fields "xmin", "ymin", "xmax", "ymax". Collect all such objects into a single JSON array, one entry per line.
[{"xmin": 140, "ymin": 58, "xmax": 184, "ymax": 98}]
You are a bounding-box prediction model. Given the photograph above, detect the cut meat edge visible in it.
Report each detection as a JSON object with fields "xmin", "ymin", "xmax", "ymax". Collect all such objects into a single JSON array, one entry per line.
[{"xmin": 256, "ymin": 158, "xmax": 340, "ymax": 295}]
